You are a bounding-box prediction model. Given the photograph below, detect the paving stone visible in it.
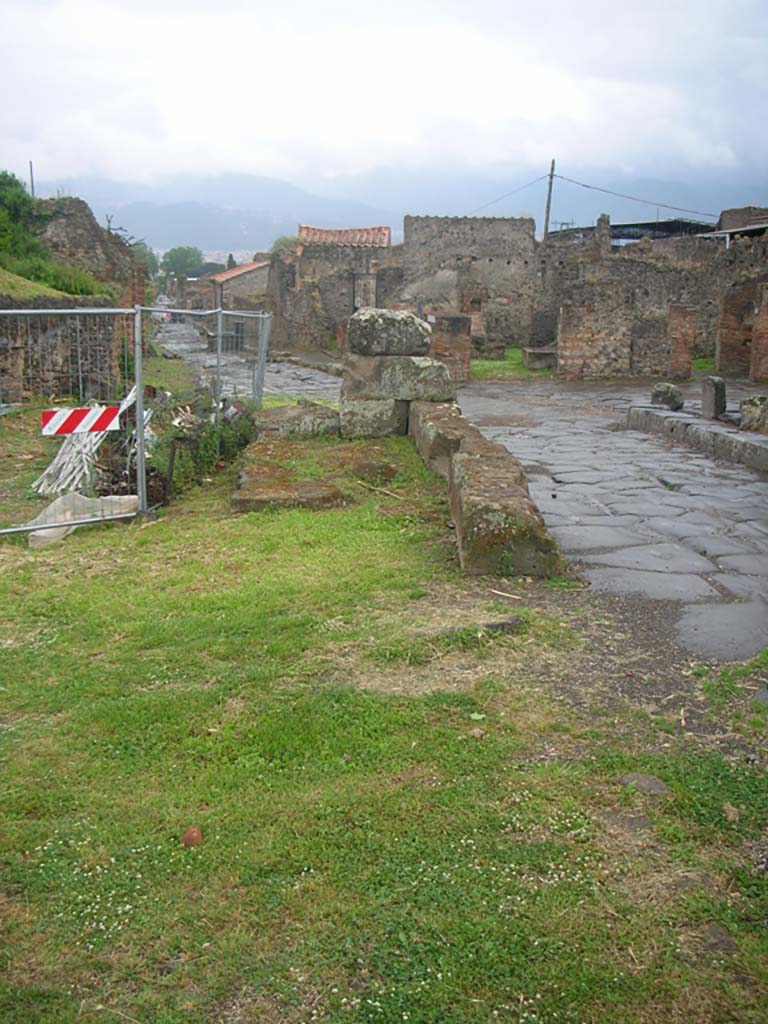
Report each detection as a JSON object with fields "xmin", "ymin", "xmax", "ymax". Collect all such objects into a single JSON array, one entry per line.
[
  {"xmin": 676, "ymin": 600, "xmax": 768, "ymax": 661},
  {"xmin": 584, "ymin": 568, "xmax": 719, "ymax": 601},
  {"xmin": 549, "ymin": 525, "xmax": 646, "ymax": 552},
  {"xmin": 710, "ymin": 573, "xmax": 768, "ymax": 601},
  {"xmin": 583, "ymin": 542, "xmax": 716, "ymax": 574},
  {"xmin": 716, "ymin": 554, "xmax": 768, "ymax": 575}
]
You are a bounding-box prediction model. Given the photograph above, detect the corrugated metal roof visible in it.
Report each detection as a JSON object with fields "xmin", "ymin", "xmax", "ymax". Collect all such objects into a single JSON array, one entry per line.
[
  {"xmin": 298, "ymin": 225, "xmax": 391, "ymax": 247},
  {"xmin": 209, "ymin": 260, "xmax": 270, "ymax": 284}
]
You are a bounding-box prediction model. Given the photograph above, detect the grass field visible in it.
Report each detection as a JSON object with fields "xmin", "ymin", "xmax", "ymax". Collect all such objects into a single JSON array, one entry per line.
[
  {"xmin": 1, "ymin": 413, "xmax": 767, "ymax": 1023},
  {"xmin": 470, "ymin": 348, "xmax": 555, "ymax": 383}
]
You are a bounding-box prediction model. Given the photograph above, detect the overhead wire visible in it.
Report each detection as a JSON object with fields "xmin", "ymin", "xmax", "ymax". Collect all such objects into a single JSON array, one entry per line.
[
  {"xmin": 465, "ymin": 174, "xmax": 549, "ymax": 215},
  {"xmin": 552, "ymin": 173, "xmax": 718, "ymax": 220}
]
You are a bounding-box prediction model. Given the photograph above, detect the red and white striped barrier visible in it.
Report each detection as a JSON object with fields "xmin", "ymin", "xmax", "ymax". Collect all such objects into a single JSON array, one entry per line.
[{"xmin": 41, "ymin": 406, "xmax": 121, "ymax": 436}]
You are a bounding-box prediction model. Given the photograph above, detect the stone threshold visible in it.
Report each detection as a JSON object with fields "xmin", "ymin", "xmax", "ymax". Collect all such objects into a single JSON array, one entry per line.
[{"xmin": 627, "ymin": 405, "xmax": 768, "ymax": 474}]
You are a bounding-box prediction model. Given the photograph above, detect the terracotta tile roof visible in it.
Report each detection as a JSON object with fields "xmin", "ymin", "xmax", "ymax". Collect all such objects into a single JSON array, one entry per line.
[
  {"xmin": 298, "ymin": 225, "xmax": 391, "ymax": 247},
  {"xmin": 209, "ymin": 260, "xmax": 269, "ymax": 284}
]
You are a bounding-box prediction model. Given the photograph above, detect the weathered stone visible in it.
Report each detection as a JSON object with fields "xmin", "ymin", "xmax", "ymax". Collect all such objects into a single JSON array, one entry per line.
[
  {"xmin": 620, "ymin": 773, "xmax": 670, "ymax": 796},
  {"xmin": 342, "ymin": 354, "xmax": 455, "ymax": 403},
  {"xmin": 409, "ymin": 401, "xmax": 466, "ymax": 477},
  {"xmin": 740, "ymin": 394, "xmax": 768, "ymax": 434},
  {"xmin": 339, "ymin": 398, "xmax": 408, "ymax": 437},
  {"xmin": 522, "ymin": 346, "xmax": 557, "ymax": 370},
  {"xmin": 252, "ymin": 401, "xmax": 340, "ymax": 438},
  {"xmin": 231, "ymin": 480, "xmax": 344, "ymax": 512},
  {"xmin": 449, "ymin": 451, "xmax": 560, "ymax": 578},
  {"xmin": 701, "ymin": 375, "xmax": 726, "ymax": 419},
  {"xmin": 651, "ymin": 382, "xmax": 684, "ymax": 410},
  {"xmin": 349, "ymin": 459, "xmax": 397, "ymax": 483},
  {"xmin": 346, "ymin": 308, "xmax": 431, "ymax": 357}
]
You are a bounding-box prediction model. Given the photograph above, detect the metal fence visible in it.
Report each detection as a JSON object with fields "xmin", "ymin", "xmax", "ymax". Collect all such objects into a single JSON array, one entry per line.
[{"xmin": 0, "ymin": 305, "xmax": 271, "ymax": 540}]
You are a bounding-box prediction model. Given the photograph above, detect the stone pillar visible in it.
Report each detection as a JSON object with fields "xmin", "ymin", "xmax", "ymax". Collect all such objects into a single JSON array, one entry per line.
[
  {"xmin": 667, "ymin": 304, "xmax": 697, "ymax": 379},
  {"xmin": 428, "ymin": 314, "xmax": 471, "ymax": 384},
  {"xmin": 716, "ymin": 281, "xmax": 755, "ymax": 376},
  {"xmin": 750, "ymin": 283, "xmax": 768, "ymax": 383},
  {"xmin": 592, "ymin": 213, "xmax": 611, "ymax": 259},
  {"xmin": 340, "ymin": 309, "xmax": 455, "ymax": 437},
  {"xmin": 702, "ymin": 376, "xmax": 726, "ymax": 419}
]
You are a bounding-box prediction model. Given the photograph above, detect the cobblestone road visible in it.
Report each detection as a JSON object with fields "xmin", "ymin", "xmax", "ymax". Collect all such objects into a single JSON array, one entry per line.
[{"xmin": 460, "ymin": 378, "xmax": 768, "ymax": 661}]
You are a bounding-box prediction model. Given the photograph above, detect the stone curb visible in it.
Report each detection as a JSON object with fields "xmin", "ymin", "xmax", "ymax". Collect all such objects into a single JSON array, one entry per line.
[
  {"xmin": 627, "ymin": 405, "xmax": 768, "ymax": 473},
  {"xmin": 409, "ymin": 401, "xmax": 560, "ymax": 577}
]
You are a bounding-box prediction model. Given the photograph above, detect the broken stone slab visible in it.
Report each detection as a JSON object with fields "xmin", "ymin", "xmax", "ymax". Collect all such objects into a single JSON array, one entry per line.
[
  {"xmin": 252, "ymin": 401, "xmax": 340, "ymax": 438},
  {"xmin": 339, "ymin": 398, "xmax": 408, "ymax": 437},
  {"xmin": 449, "ymin": 451, "xmax": 560, "ymax": 578},
  {"xmin": 342, "ymin": 354, "xmax": 455, "ymax": 403},
  {"xmin": 651, "ymin": 382, "xmax": 684, "ymax": 410},
  {"xmin": 231, "ymin": 480, "xmax": 344, "ymax": 513},
  {"xmin": 346, "ymin": 308, "xmax": 432, "ymax": 357},
  {"xmin": 701, "ymin": 375, "xmax": 726, "ymax": 419},
  {"xmin": 740, "ymin": 394, "xmax": 768, "ymax": 434}
]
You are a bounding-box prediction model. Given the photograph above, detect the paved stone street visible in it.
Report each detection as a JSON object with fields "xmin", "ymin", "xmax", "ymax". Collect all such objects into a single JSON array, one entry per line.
[
  {"xmin": 460, "ymin": 378, "xmax": 768, "ymax": 661},
  {"xmin": 156, "ymin": 321, "xmax": 341, "ymax": 401}
]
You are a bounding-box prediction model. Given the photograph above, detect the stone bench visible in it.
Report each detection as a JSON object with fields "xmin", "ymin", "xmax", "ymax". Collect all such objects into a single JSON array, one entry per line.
[{"xmin": 522, "ymin": 346, "xmax": 557, "ymax": 370}]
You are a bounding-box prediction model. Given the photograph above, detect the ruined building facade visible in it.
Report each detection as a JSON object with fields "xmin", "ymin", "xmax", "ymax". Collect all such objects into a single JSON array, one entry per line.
[{"xmin": 255, "ymin": 206, "xmax": 768, "ymax": 385}]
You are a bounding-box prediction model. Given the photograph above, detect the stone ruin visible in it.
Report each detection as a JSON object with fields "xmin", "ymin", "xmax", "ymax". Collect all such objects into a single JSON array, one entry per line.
[
  {"xmin": 267, "ymin": 208, "xmax": 768, "ymax": 386},
  {"xmin": 339, "ymin": 309, "xmax": 454, "ymax": 437},
  {"xmin": 236, "ymin": 309, "xmax": 560, "ymax": 578}
]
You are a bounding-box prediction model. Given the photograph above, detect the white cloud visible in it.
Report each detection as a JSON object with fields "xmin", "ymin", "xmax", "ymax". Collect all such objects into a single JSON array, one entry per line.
[{"xmin": 0, "ymin": 0, "xmax": 765, "ymax": 185}]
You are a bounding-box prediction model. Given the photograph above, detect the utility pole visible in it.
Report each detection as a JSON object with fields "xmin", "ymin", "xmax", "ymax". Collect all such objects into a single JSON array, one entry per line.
[
  {"xmin": 29, "ymin": 160, "xmax": 35, "ymax": 197},
  {"xmin": 542, "ymin": 158, "xmax": 555, "ymax": 241}
]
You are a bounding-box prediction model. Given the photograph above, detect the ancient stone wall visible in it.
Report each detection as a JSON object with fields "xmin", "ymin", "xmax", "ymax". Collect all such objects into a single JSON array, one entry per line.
[
  {"xmin": 0, "ymin": 298, "xmax": 129, "ymax": 403},
  {"xmin": 36, "ymin": 198, "xmax": 146, "ymax": 305},
  {"xmin": 751, "ymin": 284, "xmax": 768, "ymax": 382},
  {"xmin": 270, "ymin": 244, "xmax": 401, "ymax": 348},
  {"xmin": 401, "ymin": 216, "xmax": 537, "ymax": 346},
  {"xmin": 427, "ymin": 314, "xmax": 472, "ymax": 384},
  {"xmin": 717, "ymin": 279, "xmax": 759, "ymax": 377}
]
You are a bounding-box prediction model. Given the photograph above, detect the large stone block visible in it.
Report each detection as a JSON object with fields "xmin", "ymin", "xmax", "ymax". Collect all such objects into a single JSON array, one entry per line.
[
  {"xmin": 702, "ymin": 376, "xmax": 726, "ymax": 419},
  {"xmin": 408, "ymin": 401, "xmax": 466, "ymax": 478},
  {"xmin": 449, "ymin": 451, "xmax": 560, "ymax": 578},
  {"xmin": 342, "ymin": 354, "xmax": 455, "ymax": 403},
  {"xmin": 651, "ymin": 382, "xmax": 683, "ymax": 410},
  {"xmin": 346, "ymin": 308, "xmax": 431, "ymax": 357},
  {"xmin": 339, "ymin": 398, "xmax": 408, "ymax": 437},
  {"xmin": 253, "ymin": 401, "xmax": 340, "ymax": 438},
  {"xmin": 740, "ymin": 395, "xmax": 768, "ymax": 435}
]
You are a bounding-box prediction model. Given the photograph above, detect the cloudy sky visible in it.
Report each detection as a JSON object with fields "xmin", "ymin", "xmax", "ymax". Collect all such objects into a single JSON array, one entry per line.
[{"xmin": 2, "ymin": 0, "xmax": 766, "ymax": 194}]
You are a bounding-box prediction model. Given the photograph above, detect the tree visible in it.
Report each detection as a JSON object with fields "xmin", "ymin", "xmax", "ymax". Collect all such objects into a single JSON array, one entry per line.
[
  {"xmin": 226, "ymin": 253, "xmax": 236, "ymax": 270},
  {"xmin": 131, "ymin": 241, "xmax": 159, "ymax": 278},
  {"xmin": 160, "ymin": 245, "xmax": 205, "ymax": 278},
  {"xmin": 0, "ymin": 170, "xmax": 42, "ymax": 257},
  {"xmin": 270, "ymin": 235, "xmax": 302, "ymax": 255}
]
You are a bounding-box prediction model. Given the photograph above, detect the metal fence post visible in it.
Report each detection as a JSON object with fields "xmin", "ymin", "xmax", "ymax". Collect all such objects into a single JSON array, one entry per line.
[
  {"xmin": 254, "ymin": 314, "xmax": 270, "ymax": 410},
  {"xmin": 134, "ymin": 306, "xmax": 148, "ymax": 513},
  {"xmin": 215, "ymin": 308, "xmax": 223, "ymax": 455}
]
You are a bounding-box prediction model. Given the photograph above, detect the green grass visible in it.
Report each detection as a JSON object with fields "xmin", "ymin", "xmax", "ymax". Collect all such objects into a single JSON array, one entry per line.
[
  {"xmin": 691, "ymin": 356, "xmax": 716, "ymax": 372},
  {"xmin": 0, "ymin": 266, "xmax": 66, "ymax": 301},
  {"xmin": 1, "ymin": 428, "xmax": 767, "ymax": 1022},
  {"xmin": 470, "ymin": 346, "xmax": 555, "ymax": 382}
]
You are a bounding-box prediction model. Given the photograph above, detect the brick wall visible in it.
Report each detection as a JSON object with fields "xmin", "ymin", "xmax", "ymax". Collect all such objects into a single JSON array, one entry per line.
[
  {"xmin": 717, "ymin": 280, "xmax": 758, "ymax": 376},
  {"xmin": 428, "ymin": 314, "xmax": 471, "ymax": 384}
]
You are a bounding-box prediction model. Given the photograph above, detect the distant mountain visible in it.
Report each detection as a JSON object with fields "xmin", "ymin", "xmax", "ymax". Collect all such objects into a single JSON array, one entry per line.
[
  {"xmin": 37, "ymin": 173, "xmax": 398, "ymax": 251},
  {"xmin": 37, "ymin": 168, "xmax": 768, "ymax": 249},
  {"xmin": 307, "ymin": 167, "xmax": 768, "ymax": 232}
]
